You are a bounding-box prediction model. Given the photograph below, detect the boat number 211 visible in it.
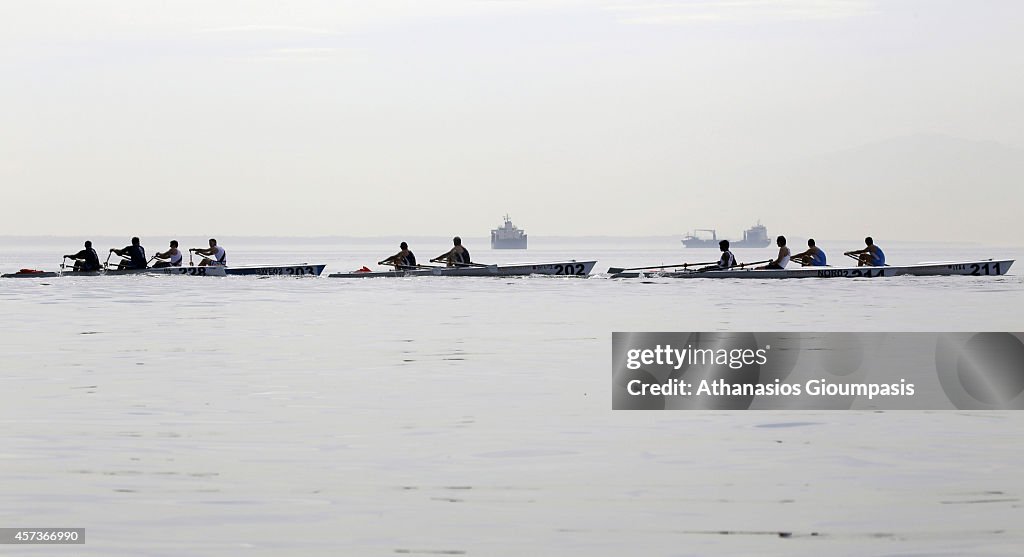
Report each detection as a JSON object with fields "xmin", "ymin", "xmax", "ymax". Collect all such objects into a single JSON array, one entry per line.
[{"xmin": 969, "ymin": 262, "xmax": 1001, "ymax": 275}]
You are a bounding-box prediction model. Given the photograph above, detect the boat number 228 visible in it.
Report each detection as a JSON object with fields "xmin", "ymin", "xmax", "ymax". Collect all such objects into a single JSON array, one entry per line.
[{"xmin": 553, "ymin": 263, "xmax": 587, "ymax": 275}]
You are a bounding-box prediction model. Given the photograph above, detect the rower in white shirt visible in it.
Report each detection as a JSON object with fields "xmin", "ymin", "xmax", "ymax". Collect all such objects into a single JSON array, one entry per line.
[
  {"xmin": 761, "ymin": 236, "xmax": 790, "ymax": 270},
  {"xmin": 152, "ymin": 240, "xmax": 183, "ymax": 268},
  {"xmin": 191, "ymin": 238, "xmax": 227, "ymax": 266}
]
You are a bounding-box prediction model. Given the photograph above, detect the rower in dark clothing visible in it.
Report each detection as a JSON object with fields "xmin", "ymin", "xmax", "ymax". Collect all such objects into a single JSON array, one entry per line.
[
  {"xmin": 433, "ymin": 237, "xmax": 471, "ymax": 267},
  {"xmin": 111, "ymin": 237, "xmax": 147, "ymax": 270},
  {"xmin": 382, "ymin": 242, "xmax": 417, "ymax": 269},
  {"xmin": 700, "ymin": 240, "xmax": 736, "ymax": 272},
  {"xmin": 63, "ymin": 241, "xmax": 101, "ymax": 272}
]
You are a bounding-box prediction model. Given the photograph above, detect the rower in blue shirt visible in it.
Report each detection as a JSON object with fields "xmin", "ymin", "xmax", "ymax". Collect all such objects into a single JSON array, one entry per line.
[
  {"xmin": 791, "ymin": 238, "xmax": 827, "ymax": 267},
  {"xmin": 846, "ymin": 236, "xmax": 885, "ymax": 267}
]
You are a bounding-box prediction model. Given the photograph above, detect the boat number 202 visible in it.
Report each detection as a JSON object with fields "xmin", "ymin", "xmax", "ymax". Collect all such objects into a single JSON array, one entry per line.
[
  {"xmin": 969, "ymin": 262, "xmax": 1001, "ymax": 276},
  {"xmin": 553, "ymin": 263, "xmax": 586, "ymax": 275}
]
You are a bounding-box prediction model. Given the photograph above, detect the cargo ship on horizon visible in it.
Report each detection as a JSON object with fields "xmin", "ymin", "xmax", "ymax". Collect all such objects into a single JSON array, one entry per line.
[
  {"xmin": 491, "ymin": 214, "xmax": 528, "ymax": 249},
  {"xmin": 681, "ymin": 222, "xmax": 771, "ymax": 248}
]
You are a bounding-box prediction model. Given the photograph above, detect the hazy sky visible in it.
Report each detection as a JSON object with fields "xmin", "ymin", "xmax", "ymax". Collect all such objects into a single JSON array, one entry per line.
[{"xmin": 2, "ymin": 1, "xmax": 1022, "ymax": 240}]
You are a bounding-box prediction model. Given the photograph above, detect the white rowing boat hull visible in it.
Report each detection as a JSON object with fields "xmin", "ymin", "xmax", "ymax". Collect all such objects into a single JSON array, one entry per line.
[
  {"xmin": 92, "ymin": 266, "xmax": 227, "ymax": 276},
  {"xmin": 611, "ymin": 259, "xmax": 1015, "ymax": 279},
  {"xmin": 328, "ymin": 260, "xmax": 597, "ymax": 278},
  {"xmin": 224, "ymin": 264, "xmax": 326, "ymax": 276}
]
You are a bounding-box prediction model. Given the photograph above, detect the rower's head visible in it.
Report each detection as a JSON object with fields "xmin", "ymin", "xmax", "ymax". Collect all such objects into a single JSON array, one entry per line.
[
  {"xmin": 865, "ymin": 236, "xmax": 874, "ymax": 246},
  {"xmin": 209, "ymin": 238, "xmax": 217, "ymax": 247},
  {"xmin": 719, "ymin": 240, "xmax": 730, "ymax": 251},
  {"xmin": 170, "ymin": 240, "xmax": 178, "ymax": 248},
  {"xmin": 777, "ymin": 235, "xmax": 787, "ymax": 247},
  {"xmin": 453, "ymin": 236, "xmax": 462, "ymax": 246},
  {"xmin": 131, "ymin": 237, "xmax": 140, "ymax": 246},
  {"xmin": 807, "ymin": 238, "xmax": 816, "ymax": 247},
  {"xmin": 400, "ymin": 242, "xmax": 408, "ymax": 250},
  {"xmin": 84, "ymin": 241, "xmax": 92, "ymax": 248}
]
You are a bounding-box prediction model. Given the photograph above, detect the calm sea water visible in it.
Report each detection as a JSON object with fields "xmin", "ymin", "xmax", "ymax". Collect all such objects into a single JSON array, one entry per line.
[{"xmin": 1, "ymin": 237, "xmax": 1023, "ymax": 556}]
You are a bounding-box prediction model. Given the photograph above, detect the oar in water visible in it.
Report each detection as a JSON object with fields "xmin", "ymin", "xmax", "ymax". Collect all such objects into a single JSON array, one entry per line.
[
  {"xmin": 59, "ymin": 255, "xmax": 76, "ymax": 275},
  {"xmin": 607, "ymin": 261, "xmax": 718, "ymax": 274},
  {"xmin": 104, "ymin": 250, "xmax": 129, "ymax": 270},
  {"xmin": 187, "ymin": 248, "xmax": 214, "ymax": 266}
]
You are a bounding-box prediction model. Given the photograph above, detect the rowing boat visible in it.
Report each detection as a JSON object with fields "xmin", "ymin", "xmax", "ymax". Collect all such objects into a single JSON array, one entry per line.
[
  {"xmin": 1, "ymin": 266, "xmax": 227, "ymax": 278},
  {"xmin": 609, "ymin": 259, "xmax": 1015, "ymax": 279},
  {"xmin": 328, "ymin": 260, "xmax": 597, "ymax": 278},
  {"xmin": 224, "ymin": 264, "xmax": 326, "ymax": 276}
]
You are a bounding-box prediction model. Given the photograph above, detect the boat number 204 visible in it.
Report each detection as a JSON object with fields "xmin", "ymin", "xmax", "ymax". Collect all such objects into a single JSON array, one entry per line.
[{"xmin": 553, "ymin": 263, "xmax": 587, "ymax": 275}]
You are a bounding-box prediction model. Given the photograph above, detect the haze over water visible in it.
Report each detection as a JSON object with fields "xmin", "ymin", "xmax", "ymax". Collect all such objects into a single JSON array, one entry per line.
[
  {"xmin": 1, "ymin": 238, "xmax": 1022, "ymax": 555},
  {"xmin": 5, "ymin": 1, "xmax": 1024, "ymax": 553}
]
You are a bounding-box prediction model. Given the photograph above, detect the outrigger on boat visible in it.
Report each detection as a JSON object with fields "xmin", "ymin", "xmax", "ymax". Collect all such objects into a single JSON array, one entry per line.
[
  {"xmin": 608, "ymin": 259, "xmax": 1015, "ymax": 279},
  {"xmin": 328, "ymin": 260, "xmax": 596, "ymax": 278}
]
